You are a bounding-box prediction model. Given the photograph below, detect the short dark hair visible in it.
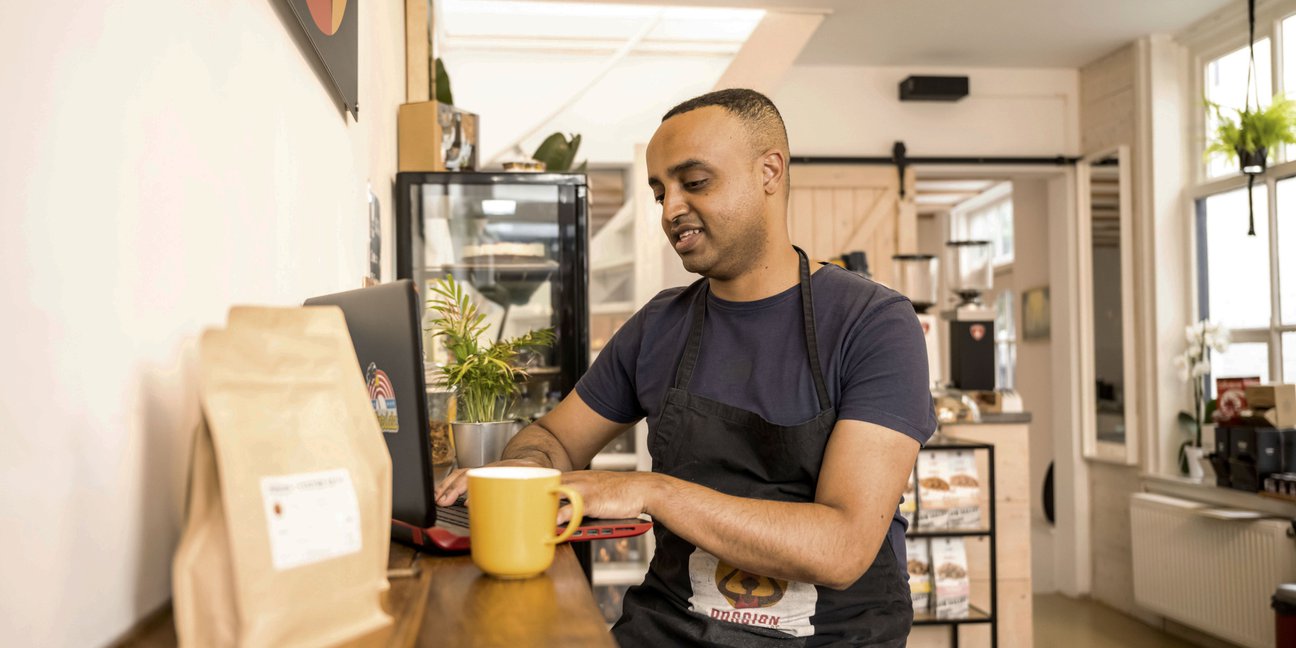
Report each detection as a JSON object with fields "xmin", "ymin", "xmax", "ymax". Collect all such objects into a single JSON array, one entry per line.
[{"xmin": 662, "ymin": 88, "xmax": 789, "ymax": 157}]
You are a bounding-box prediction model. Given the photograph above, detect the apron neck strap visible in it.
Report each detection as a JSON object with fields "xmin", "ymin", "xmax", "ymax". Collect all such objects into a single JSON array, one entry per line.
[
  {"xmin": 672, "ymin": 247, "xmax": 832, "ymax": 412},
  {"xmin": 795, "ymin": 247, "xmax": 832, "ymax": 411}
]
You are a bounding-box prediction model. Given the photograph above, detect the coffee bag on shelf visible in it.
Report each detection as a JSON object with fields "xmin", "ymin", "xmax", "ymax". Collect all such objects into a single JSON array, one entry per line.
[
  {"xmin": 932, "ymin": 537, "xmax": 970, "ymax": 619},
  {"xmin": 905, "ymin": 537, "xmax": 932, "ymax": 614},
  {"xmin": 947, "ymin": 450, "xmax": 982, "ymax": 529},
  {"xmin": 916, "ymin": 451, "xmax": 953, "ymax": 530},
  {"xmin": 900, "ymin": 468, "xmax": 918, "ymax": 530}
]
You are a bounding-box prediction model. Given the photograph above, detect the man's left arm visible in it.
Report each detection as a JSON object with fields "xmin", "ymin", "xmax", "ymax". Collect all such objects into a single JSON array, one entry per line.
[{"xmin": 561, "ymin": 419, "xmax": 918, "ymax": 590}]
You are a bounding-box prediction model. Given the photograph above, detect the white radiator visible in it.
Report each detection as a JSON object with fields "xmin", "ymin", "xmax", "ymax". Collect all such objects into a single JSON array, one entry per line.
[{"xmin": 1131, "ymin": 493, "xmax": 1296, "ymax": 648}]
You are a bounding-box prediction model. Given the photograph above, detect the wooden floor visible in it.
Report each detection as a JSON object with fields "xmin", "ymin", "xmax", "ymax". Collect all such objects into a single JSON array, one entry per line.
[{"xmin": 1033, "ymin": 594, "xmax": 1202, "ymax": 648}]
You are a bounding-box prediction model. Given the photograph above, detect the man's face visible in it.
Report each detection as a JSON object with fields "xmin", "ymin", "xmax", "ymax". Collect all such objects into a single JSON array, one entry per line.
[{"xmin": 646, "ymin": 107, "xmax": 768, "ymax": 279}]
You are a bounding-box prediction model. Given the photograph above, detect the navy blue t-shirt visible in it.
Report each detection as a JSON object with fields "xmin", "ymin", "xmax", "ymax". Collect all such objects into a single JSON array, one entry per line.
[{"xmin": 575, "ymin": 264, "xmax": 938, "ymax": 571}]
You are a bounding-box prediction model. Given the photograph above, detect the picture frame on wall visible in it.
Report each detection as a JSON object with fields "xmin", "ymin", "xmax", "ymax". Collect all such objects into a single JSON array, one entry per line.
[
  {"xmin": 285, "ymin": 0, "xmax": 359, "ymax": 118},
  {"xmin": 1022, "ymin": 286, "xmax": 1050, "ymax": 340}
]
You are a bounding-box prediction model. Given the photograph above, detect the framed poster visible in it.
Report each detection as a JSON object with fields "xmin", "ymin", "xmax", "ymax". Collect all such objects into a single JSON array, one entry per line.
[
  {"xmin": 285, "ymin": 0, "xmax": 359, "ymax": 118},
  {"xmin": 1022, "ymin": 286, "xmax": 1050, "ymax": 340}
]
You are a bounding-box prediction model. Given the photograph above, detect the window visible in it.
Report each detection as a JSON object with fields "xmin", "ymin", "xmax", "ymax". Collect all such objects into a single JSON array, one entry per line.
[
  {"xmin": 995, "ymin": 289, "xmax": 1016, "ymax": 391},
  {"xmin": 1194, "ymin": 17, "xmax": 1296, "ymax": 392},
  {"xmin": 1199, "ymin": 186, "xmax": 1270, "ymax": 331},
  {"xmin": 1280, "ymin": 175, "xmax": 1296, "ymax": 325},
  {"xmin": 1196, "ymin": 177, "xmax": 1296, "ymax": 391},
  {"xmin": 950, "ymin": 182, "xmax": 1013, "ymax": 266},
  {"xmin": 1285, "ymin": 332, "xmax": 1296, "ymax": 383},
  {"xmin": 1284, "ymin": 14, "xmax": 1296, "ymax": 161}
]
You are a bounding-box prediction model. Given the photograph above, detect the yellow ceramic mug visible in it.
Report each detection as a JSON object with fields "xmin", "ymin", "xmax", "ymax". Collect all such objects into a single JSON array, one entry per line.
[{"xmin": 466, "ymin": 466, "xmax": 585, "ymax": 579}]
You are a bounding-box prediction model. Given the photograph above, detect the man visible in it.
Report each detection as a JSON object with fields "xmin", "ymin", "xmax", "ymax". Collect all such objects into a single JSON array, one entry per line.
[{"xmin": 435, "ymin": 88, "xmax": 936, "ymax": 646}]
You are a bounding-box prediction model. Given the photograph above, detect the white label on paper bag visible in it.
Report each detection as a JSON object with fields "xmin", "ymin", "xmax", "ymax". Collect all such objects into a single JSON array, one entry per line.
[{"xmin": 260, "ymin": 468, "xmax": 362, "ymax": 571}]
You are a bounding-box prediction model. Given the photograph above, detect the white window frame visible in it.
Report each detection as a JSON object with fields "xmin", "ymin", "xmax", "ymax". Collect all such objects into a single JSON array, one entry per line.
[
  {"xmin": 1186, "ymin": 4, "xmax": 1296, "ymax": 385},
  {"xmin": 948, "ymin": 181, "xmax": 1014, "ymax": 270}
]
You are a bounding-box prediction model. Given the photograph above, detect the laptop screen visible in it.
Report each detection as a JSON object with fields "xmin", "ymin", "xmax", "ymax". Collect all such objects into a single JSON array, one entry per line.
[{"xmin": 305, "ymin": 280, "xmax": 437, "ymax": 527}]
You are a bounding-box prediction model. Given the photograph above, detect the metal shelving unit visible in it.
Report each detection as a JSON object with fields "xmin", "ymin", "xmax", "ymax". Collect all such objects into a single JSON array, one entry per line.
[{"xmin": 909, "ymin": 438, "xmax": 998, "ymax": 648}]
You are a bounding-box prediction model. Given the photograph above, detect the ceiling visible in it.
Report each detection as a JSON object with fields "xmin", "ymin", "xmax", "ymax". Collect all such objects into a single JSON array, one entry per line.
[{"xmin": 514, "ymin": 0, "xmax": 1237, "ymax": 67}]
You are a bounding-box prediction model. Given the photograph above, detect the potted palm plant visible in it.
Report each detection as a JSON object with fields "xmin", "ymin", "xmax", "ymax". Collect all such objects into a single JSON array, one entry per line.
[{"xmin": 426, "ymin": 275, "xmax": 554, "ymax": 468}]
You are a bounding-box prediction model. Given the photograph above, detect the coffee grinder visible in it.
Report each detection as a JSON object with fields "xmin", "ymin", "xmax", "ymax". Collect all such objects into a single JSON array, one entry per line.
[
  {"xmin": 942, "ymin": 240, "xmax": 996, "ymax": 391},
  {"xmin": 892, "ymin": 254, "xmax": 942, "ymax": 389}
]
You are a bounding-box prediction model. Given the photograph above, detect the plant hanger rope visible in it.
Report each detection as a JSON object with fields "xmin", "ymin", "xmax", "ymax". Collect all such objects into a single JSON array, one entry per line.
[{"xmin": 1246, "ymin": 0, "xmax": 1260, "ymax": 235}]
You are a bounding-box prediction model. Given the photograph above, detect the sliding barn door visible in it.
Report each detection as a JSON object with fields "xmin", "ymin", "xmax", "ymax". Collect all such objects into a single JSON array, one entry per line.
[{"xmin": 787, "ymin": 165, "xmax": 916, "ymax": 286}]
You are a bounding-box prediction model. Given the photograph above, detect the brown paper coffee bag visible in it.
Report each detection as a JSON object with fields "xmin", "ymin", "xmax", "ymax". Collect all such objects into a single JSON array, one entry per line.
[
  {"xmin": 224, "ymin": 306, "xmax": 393, "ymax": 595},
  {"xmin": 173, "ymin": 307, "xmax": 392, "ymax": 647}
]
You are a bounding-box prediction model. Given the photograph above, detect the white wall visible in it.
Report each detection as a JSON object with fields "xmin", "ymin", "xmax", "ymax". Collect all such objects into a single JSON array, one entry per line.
[
  {"xmin": 1009, "ymin": 177, "xmax": 1058, "ymax": 594},
  {"xmin": 0, "ymin": 2, "xmax": 405, "ymax": 645},
  {"xmin": 448, "ymin": 60, "xmax": 1081, "ymax": 167},
  {"xmin": 774, "ymin": 65, "xmax": 1081, "ymax": 157}
]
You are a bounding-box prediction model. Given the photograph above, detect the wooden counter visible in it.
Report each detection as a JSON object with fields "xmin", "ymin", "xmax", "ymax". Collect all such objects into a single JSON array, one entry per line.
[{"xmin": 115, "ymin": 543, "xmax": 615, "ymax": 648}]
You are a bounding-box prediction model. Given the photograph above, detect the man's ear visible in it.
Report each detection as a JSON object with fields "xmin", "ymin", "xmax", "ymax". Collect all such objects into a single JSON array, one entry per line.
[{"xmin": 760, "ymin": 149, "xmax": 787, "ymax": 196}]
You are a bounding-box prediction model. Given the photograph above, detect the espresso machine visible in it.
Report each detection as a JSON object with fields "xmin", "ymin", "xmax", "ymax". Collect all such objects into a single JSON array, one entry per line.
[
  {"xmin": 941, "ymin": 240, "xmax": 996, "ymax": 391},
  {"xmin": 892, "ymin": 254, "xmax": 942, "ymax": 389}
]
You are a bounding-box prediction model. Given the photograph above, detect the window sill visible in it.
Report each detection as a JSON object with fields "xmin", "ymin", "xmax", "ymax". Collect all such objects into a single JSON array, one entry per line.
[{"xmin": 1141, "ymin": 472, "xmax": 1296, "ymax": 517}]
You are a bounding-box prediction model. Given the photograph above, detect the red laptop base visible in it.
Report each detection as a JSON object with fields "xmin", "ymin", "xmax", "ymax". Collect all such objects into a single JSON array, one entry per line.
[{"xmin": 391, "ymin": 518, "xmax": 653, "ymax": 553}]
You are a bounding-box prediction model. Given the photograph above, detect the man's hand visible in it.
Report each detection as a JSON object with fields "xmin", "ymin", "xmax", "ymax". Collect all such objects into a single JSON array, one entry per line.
[
  {"xmin": 557, "ymin": 470, "xmax": 659, "ymax": 524},
  {"xmin": 433, "ymin": 459, "xmax": 545, "ymax": 506}
]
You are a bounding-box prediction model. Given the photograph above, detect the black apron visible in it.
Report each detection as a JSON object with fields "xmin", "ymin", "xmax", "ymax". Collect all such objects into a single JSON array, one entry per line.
[{"xmin": 611, "ymin": 248, "xmax": 913, "ymax": 648}]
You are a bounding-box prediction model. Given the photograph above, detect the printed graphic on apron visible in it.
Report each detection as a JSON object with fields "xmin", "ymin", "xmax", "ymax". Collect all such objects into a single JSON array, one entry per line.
[{"xmin": 686, "ymin": 548, "xmax": 817, "ymax": 637}]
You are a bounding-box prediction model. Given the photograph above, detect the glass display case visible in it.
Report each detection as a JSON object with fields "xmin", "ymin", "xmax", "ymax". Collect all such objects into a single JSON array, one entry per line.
[
  {"xmin": 395, "ymin": 170, "xmax": 595, "ymax": 574},
  {"xmin": 396, "ymin": 171, "xmax": 589, "ymax": 402}
]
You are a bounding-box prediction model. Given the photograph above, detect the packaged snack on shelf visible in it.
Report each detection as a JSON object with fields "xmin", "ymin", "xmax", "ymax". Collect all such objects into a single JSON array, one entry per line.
[
  {"xmin": 916, "ymin": 451, "xmax": 953, "ymax": 530},
  {"xmin": 595, "ymin": 584, "xmax": 632, "ymax": 624},
  {"xmin": 593, "ymin": 536, "xmax": 644, "ymax": 564},
  {"xmin": 947, "ymin": 450, "xmax": 982, "ymax": 529},
  {"xmin": 932, "ymin": 537, "xmax": 970, "ymax": 619},
  {"xmin": 900, "ymin": 468, "xmax": 918, "ymax": 530},
  {"xmin": 905, "ymin": 537, "xmax": 932, "ymax": 614}
]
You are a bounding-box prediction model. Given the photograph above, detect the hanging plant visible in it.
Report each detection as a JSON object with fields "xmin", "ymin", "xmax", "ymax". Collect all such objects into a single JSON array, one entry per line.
[
  {"xmin": 1204, "ymin": 96, "xmax": 1296, "ymax": 174},
  {"xmin": 1204, "ymin": 0, "xmax": 1296, "ymax": 235}
]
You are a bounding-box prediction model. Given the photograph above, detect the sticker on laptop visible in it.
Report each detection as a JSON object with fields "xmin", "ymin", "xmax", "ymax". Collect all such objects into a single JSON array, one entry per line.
[{"xmin": 365, "ymin": 362, "xmax": 399, "ymax": 434}]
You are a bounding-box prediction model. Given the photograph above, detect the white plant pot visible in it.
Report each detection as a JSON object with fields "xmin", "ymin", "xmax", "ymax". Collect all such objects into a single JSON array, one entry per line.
[{"xmin": 1185, "ymin": 446, "xmax": 1208, "ymax": 481}]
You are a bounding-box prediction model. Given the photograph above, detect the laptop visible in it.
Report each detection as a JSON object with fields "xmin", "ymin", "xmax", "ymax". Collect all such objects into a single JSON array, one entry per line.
[{"xmin": 305, "ymin": 280, "xmax": 651, "ymax": 552}]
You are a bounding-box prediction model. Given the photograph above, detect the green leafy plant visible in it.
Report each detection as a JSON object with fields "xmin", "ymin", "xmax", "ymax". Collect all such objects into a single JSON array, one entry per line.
[
  {"xmin": 1205, "ymin": 95, "xmax": 1296, "ymax": 164},
  {"xmin": 532, "ymin": 132, "xmax": 586, "ymax": 172},
  {"xmin": 426, "ymin": 275, "xmax": 554, "ymax": 423},
  {"xmin": 434, "ymin": 57, "xmax": 454, "ymax": 106}
]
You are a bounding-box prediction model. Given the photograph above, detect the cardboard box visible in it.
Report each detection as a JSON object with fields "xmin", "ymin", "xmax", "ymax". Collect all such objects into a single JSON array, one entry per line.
[
  {"xmin": 1244, "ymin": 383, "xmax": 1295, "ymax": 410},
  {"xmin": 397, "ymin": 101, "xmax": 479, "ymax": 172},
  {"xmin": 1238, "ymin": 385, "xmax": 1296, "ymax": 428}
]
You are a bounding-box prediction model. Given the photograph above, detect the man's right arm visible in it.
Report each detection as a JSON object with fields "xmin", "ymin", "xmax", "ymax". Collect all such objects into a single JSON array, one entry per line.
[{"xmin": 432, "ymin": 391, "xmax": 635, "ymax": 505}]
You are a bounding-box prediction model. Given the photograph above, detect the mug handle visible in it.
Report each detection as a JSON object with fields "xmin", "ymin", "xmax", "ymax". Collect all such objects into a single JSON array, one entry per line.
[{"xmin": 546, "ymin": 485, "xmax": 584, "ymax": 545}]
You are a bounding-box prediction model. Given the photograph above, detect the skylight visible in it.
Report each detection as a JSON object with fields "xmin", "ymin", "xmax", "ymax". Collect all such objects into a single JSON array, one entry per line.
[{"xmin": 439, "ymin": 0, "xmax": 764, "ymax": 55}]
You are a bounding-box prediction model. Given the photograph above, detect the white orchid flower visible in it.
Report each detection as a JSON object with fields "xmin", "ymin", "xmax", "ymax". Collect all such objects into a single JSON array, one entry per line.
[{"xmin": 1210, "ymin": 329, "xmax": 1231, "ymax": 353}]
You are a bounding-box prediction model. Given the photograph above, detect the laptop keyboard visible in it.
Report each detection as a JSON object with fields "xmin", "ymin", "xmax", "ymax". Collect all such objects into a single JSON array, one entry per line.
[{"xmin": 435, "ymin": 501, "xmax": 470, "ymax": 531}]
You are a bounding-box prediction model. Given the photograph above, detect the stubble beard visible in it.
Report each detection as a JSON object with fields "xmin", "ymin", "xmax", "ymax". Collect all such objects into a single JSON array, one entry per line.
[{"xmin": 682, "ymin": 217, "xmax": 769, "ymax": 281}]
